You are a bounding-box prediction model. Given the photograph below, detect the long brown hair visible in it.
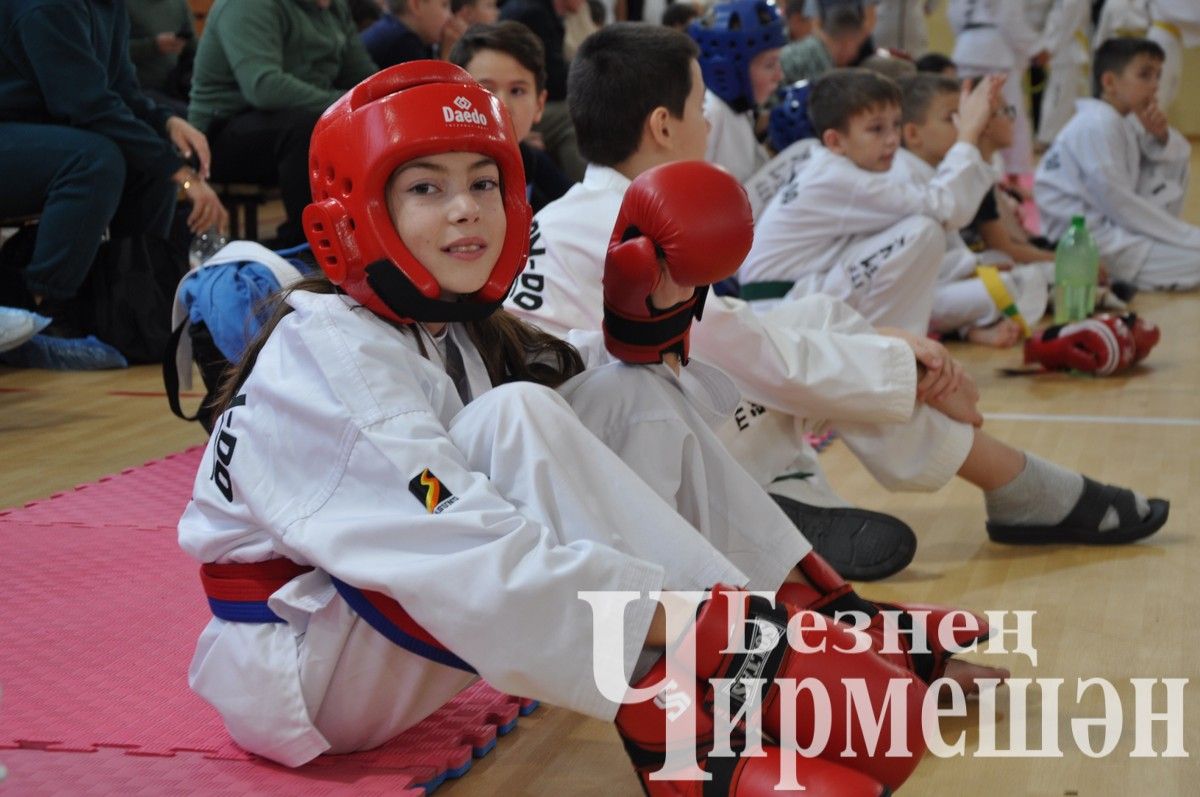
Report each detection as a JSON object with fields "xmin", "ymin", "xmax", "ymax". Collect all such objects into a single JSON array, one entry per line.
[{"xmin": 213, "ymin": 274, "xmax": 584, "ymax": 415}]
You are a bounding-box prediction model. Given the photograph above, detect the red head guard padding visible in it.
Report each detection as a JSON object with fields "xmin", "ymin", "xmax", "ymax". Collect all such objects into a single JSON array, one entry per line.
[{"xmin": 303, "ymin": 61, "xmax": 531, "ymax": 324}]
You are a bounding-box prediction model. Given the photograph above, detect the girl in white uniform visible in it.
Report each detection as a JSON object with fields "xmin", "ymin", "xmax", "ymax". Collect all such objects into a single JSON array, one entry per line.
[{"xmin": 178, "ymin": 62, "xmax": 1011, "ymax": 794}]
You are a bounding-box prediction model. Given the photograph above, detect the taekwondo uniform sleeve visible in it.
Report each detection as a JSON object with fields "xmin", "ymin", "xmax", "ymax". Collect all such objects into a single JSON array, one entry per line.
[{"xmin": 802, "ymin": 145, "xmax": 993, "ymax": 238}]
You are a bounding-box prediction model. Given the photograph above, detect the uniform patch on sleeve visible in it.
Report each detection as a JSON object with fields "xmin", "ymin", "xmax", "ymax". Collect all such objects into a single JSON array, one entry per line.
[{"xmin": 409, "ymin": 468, "xmax": 459, "ymax": 514}]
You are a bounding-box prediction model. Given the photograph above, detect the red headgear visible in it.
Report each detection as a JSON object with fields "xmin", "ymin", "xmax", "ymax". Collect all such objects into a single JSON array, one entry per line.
[{"xmin": 303, "ymin": 61, "xmax": 531, "ymax": 323}]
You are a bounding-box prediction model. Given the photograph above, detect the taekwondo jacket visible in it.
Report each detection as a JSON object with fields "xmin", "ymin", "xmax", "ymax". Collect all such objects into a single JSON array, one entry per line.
[
  {"xmin": 889, "ymin": 147, "xmax": 984, "ymax": 283},
  {"xmin": 740, "ymin": 142, "xmax": 992, "ymax": 292},
  {"xmin": 503, "ymin": 164, "xmax": 919, "ymax": 426},
  {"xmin": 1034, "ymin": 98, "xmax": 1200, "ymax": 264},
  {"xmin": 178, "ymin": 290, "xmax": 701, "ymax": 762}
]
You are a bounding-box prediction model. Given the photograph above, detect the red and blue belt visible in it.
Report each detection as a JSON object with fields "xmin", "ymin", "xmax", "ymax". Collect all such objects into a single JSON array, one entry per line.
[{"xmin": 200, "ymin": 560, "xmax": 475, "ymax": 673}]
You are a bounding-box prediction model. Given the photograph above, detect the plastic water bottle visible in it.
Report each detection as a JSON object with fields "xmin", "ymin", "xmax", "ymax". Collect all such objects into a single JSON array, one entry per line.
[
  {"xmin": 1053, "ymin": 215, "xmax": 1099, "ymax": 323},
  {"xmin": 188, "ymin": 227, "xmax": 229, "ymax": 269}
]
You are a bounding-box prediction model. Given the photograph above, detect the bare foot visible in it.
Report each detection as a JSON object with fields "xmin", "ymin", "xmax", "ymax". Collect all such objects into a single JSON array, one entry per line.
[
  {"xmin": 943, "ymin": 658, "xmax": 1010, "ymax": 696},
  {"xmin": 967, "ymin": 317, "xmax": 1022, "ymax": 348}
]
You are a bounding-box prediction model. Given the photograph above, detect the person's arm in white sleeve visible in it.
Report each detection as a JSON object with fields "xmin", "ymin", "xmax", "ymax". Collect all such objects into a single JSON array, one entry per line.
[
  {"xmin": 1082, "ymin": 130, "xmax": 1200, "ymax": 248},
  {"xmin": 691, "ymin": 293, "xmax": 918, "ymax": 424},
  {"xmin": 825, "ymin": 142, "xmax": 993, "ymax": 236},
  {"xmin": 272, "ymin": 406, "xmax": 687, "ymax": 720}
]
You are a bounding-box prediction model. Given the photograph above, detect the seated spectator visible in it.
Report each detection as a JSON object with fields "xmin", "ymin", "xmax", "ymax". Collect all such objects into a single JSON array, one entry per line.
[
  {"xmin": 362, "ymin": 0, "xmax": 455, "ymax": 68},
  {"xmin": 189, "ymin": 0, "xmax": 375, "ymax": 248},
  {"xmin": 449, "ymin": 21, "xmax": 574, "ymax": 211},
  {"xmin": 0, "ymin": 0, "xmax": 225, "ymax": 360},
  {"xmin": 125, "ymin": 0, "xmax": 195, "ymax": 116},
  {"xmin": 500, "ymin": 0, "xmax": 588, "ymax": 181},
  {"xmin": 780, "ymin": 0, "xmax": 869, "ymax": 84}
]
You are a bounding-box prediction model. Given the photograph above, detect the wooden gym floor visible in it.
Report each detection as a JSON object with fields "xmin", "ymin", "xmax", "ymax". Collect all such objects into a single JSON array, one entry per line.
[{"xmin": 3, "ymin": 157, "xmax": 1198, "ymax": 795}]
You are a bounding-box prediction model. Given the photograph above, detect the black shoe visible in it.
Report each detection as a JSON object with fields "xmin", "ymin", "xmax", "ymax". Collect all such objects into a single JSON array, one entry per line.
[{"xmin": 770, "ymin": 494, "xmax": 917, "ymax": 581}]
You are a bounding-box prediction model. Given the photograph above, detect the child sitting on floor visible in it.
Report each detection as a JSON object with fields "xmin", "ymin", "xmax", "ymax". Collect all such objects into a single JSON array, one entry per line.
[
  {"xmin": 895, "ymin": 73, "xmax": 1049, "ymax": 347},
  {"xmin": 178, "ymin": 61, "xmax": 1009, "ymax": 794},
  {"xmin": 1035, "ymin": 37, "xmax": 1200, "ymax": 292}
]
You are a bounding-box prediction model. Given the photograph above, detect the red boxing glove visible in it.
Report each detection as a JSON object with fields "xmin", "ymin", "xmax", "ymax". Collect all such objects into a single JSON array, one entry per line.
[
  {"xmin": 615, "ymin": 586, "xmax": 927, "ymax": 792},
  {"xmin": 1121, "ymin": 313, "xmax": 1160, "ymax": 364},
  {"xmin": 1024, "ymin": 314, "xmax": 1137, "ymax": 375},
  {"xmin": 778, "ymin": 552, "xmax": 991, "ymax": 684},
  {"xmin": 604, "ymin": 161, "xmax": 754, "ymax": 364}
]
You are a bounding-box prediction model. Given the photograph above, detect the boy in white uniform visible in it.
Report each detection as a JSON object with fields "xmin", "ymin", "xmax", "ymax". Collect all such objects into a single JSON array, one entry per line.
[
  {"xmin": 179, "ymin": 61, "xmax": 1009, "ymax": 794},
  {"xmin": 740, "ymin": 68, "xmax": 1000, "ymax": 334},
  {"xmin": 1035, "ymin": 37, "xmax": 1200, "ymax": 291},
  {"xmin": 507, "ymin": 25, "xmax": 1170, "ymax": 581},
  {"xmin": 896, "ymin": 73, "xmax": 1049, "ymax": 347},
  {"xmin": 690, "ymin": 1, "xmax": 787, "ymax": 184}
]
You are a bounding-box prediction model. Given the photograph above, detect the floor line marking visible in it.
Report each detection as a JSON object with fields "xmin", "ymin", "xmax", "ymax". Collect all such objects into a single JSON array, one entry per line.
[{"xmin": 984, "ymin": 412, "xmax": 1200, "ymax": 427}]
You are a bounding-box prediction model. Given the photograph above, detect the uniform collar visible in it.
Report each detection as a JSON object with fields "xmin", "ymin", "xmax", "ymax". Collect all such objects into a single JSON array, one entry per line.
[{"xmin": 582, "ymin": 164, "xmax": 632, "ymax": 193}]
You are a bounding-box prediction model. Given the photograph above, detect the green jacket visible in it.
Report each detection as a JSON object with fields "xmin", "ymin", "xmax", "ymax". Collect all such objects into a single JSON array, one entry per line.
[{"xmin": 188, "ymin": 0, "xmax": 376, "ymax": 132}]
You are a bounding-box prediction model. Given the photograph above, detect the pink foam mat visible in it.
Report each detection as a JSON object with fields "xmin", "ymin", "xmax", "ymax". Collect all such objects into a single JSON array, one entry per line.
[
  {"xmin": 0, "ymin": 447, "xmax": 204, "ymax": 530},
  {"xmin": 0, "ymin": 452, "xmax": 539, "ymax": 794}
]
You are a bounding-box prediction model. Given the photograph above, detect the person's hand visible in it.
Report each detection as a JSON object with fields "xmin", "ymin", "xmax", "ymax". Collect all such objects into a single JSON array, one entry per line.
[
  {"xmin": 878, "ymin": 327, "xmax": 965, "ymax": 403},
  {"xmin": 155, "ymin": 32, "xmax": 186, "ymax": 55},
  {"xmin": 926, "ymin": 369, "xmax": 983, "ymax": 427},
  {"xmin": 439, "ymin": 16, "xmax": 468, "ymax": 59},
  {"xmin": 956, "ymin": 74, "xmax": 1005, "ymax": 145},
  {"xmin": 174, "ymin": 168, "xmax": 229, "ymax": 234},
  {"xmin": 1136, "ymin": 99, "xmax": 1170, "ymax": 145},
  {"xmin": 166, "ymin": 116, "xmax": 213, "ymax": 178}
]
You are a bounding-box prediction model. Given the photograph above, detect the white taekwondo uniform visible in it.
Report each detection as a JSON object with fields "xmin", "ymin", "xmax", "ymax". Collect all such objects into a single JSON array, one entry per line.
[
  {"xmin": 1034, "ymin": 97, "xmax": 1200, "ymax": 290},
  {"xmin": 703, "ymin": 89, "xmax": 771, "ymax": 185},
  {"xmin": 948, "ymin": 0, "xmax": 1040, "ymax": 173},
  {"xmin": 505, "ymin": 164, "xmax": 975, "ymax": 514},
  {"xmin": 740, "ymin": 142, "xmax": 993, "ymax": 333},
  {"xmin": 1147, "ymin": 0, "xmax": 1200, "ymax": 108},
  {"xmin": 890, "ymin": 147, "xmax": 1049, "ymax": 335},
  {"xmin": 743, "ymin": 137, "xmax": 821, "ymax": 221},
  {"xmin": 874, "ymin": 0, "xmax": 942, "ymax": 57},
  {"xmin": 178, "ymin": 289, "xmax": 808, "ymax": 767},
  {"xmin": 1035, "ymin": 0, "xmax": 1094, "ymax": 146}
]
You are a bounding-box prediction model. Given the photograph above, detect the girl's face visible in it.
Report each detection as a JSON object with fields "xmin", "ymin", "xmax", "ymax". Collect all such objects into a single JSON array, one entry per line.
[
  {"xmin": 386, "ymin": 151, "xmax": 507, "ymax": 297},
  {"xmin": 749, "ymin": 48, "xmax": 784, "ymax": 107}
]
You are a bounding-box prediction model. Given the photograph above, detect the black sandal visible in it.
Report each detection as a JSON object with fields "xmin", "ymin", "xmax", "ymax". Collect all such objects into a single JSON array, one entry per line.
[
  {"xmin": 986, "ymin": 477, "xmax": 1169, "ymax": 545},
  {"xmin": 770, "ymin": 494, "xmax": 917, "ymax": 581}
]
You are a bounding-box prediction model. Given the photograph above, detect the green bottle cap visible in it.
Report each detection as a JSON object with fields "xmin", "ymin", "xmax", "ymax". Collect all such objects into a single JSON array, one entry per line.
[{"xmin": 1071, "ymin": 215, "xmax": 1086, "ymax": 227}]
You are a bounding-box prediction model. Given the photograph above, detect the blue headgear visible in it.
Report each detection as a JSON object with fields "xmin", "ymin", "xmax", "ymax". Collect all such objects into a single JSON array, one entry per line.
[
  {"xmin": 768, "ymin": 80, "xmax": 817, "ymax": 151},
  {"xmin": 689, "ymin": 1, "xmax": 787, "ymax": 113}
]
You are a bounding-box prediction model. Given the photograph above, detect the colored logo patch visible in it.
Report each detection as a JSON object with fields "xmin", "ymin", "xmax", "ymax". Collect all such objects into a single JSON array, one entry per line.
[{"xmin": 409, "ymin": 468, "xmax": 459, "ymax": 514}]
